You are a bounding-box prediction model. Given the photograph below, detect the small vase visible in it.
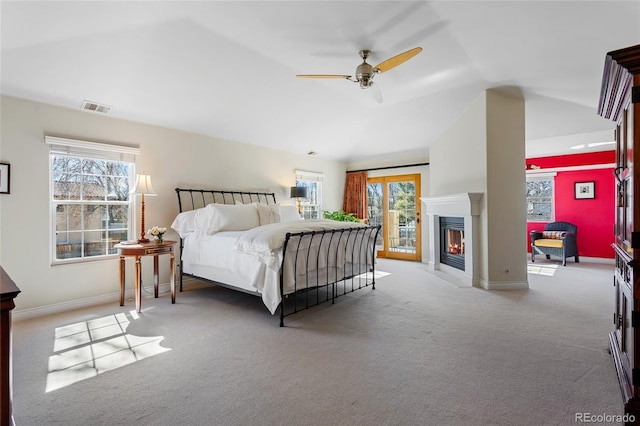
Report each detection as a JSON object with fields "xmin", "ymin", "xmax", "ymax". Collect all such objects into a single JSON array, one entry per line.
[{"xmin": 155, "ymin": 236, "xmax": 164, "ymax": 243}]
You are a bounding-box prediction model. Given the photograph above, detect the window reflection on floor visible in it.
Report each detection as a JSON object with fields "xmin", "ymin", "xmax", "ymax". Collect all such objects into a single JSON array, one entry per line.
[
  {"xmin": 46, "ymin": 311, "xmax": 170, "ymax": 392},
  {"xmin": 527, "ymin": 263, "xmax": 559, "ymax": 277}
]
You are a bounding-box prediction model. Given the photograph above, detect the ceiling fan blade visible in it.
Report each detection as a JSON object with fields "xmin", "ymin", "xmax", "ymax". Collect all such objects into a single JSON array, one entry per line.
[
  {"xmin": 296, "ymin": 74, "xmax": 351, "ymax": 79},
  {"xmin": 370, "ymin": 82, "xmax": 383, "ymax": 104},
  {"xmin": 374, "ymin": 47, "xmax": 423, "ymax": 73}
]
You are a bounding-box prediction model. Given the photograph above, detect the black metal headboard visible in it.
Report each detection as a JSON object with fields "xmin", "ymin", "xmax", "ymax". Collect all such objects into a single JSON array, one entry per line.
[{"xmin": 175, "ymin": 188, "xmax": 277, "ymax": 213}]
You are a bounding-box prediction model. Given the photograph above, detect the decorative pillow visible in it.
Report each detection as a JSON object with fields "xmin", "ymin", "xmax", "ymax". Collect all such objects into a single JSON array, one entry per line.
[
  {"xmin": 542, "ymin": 230, "xmax": 566, "ymax": 239},
  {"xmin": 195, "ymin": 203, "xmax": 260, "ymax": 234},
  {"xmin": 256, "ymin": 203, "xmax": 281, "ymax": 225},
  {"xmin": 235, "ymin": 201, "xmax": 281, "ymax": 226},
  {"xmin": 171, "ymin": 209, "xmax": 202, "ymax": 238},
  {"xmin": 279, "ymin": 204, "xmax": 303, "ymax": 222}
]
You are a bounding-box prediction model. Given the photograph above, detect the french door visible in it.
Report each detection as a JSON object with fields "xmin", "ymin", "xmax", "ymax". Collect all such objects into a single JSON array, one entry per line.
[{"xmin": 367, "ymin": 174, "xmax": 421, "ymax": 260}]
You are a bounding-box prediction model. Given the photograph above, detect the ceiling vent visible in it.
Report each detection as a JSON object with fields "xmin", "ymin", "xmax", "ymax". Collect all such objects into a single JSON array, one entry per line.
[{"xmin": 81, "ymin": 100, "xmax": 111, "ymax": 114}]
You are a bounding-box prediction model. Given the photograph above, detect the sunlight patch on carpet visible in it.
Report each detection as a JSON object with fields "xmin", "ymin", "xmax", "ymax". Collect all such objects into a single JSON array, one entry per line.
[
  {"xmin": 45, "ymin": 311, "xmax": 170, "ymax": 392},
  {"xmin": 354, "ymin": 270, "xmax": 391, "ymax": 280},
  {"xmin": 527, "ymin": 263, "xmax": 559, "ymax": 276}
]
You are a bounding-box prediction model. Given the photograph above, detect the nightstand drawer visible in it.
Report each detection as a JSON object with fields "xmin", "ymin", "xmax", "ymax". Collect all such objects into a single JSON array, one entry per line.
[{"xmin": 145, "ymin": 246, "xmax": 172, "ymax": 255}]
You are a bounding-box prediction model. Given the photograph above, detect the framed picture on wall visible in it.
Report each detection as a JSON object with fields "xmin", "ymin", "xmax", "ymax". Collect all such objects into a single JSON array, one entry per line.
[
  {"xmin": 0, "ymin": 163, "xmax": 9, "ymax": 194},
  {"xmin": 575, "ymin": 181, "xmax": 595, "ymax": 199}
]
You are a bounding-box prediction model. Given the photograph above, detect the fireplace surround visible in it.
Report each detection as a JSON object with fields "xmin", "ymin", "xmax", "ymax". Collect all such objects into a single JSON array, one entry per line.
[{"xmin": 421, "ymin": 193, "xmax": 483, "ymax": 287}]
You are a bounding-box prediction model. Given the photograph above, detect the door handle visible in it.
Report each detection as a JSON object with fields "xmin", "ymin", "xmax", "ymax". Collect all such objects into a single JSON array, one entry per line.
[{"xmin": 615, "ymin": 313, "xmax": 624, "ymax": 328}]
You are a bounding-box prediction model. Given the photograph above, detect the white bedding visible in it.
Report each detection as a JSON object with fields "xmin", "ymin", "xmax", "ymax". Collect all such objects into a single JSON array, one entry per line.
[
  {"xmin": 179, "ymin": 218, "xmax": 373, "ymax": 315},
  {"xmin": 234, "ymin": 219, "xmax": 368, "ymax": 269},
  {"xmin": 182, "ymin": 231, "xmax": 280, "ymax": 311}
]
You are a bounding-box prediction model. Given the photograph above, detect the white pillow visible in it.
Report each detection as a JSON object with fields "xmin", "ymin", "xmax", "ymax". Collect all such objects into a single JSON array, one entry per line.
[
  {"xmin": 195, "ymin": 203, "xmax": 260, "ymax": 234},
  {"xmin": 279, "ymin": 205, "xmax": 302, "ymax": 222},
  {"xmin": 256, "ymin": 203, "xmax": 281, "ymax": 225},
  {"xmin": 171, "ymin": 209, "xmax": 201, "ymax": 238},
  {"xmin": 235, "ymin": 200, "xmax": 281, "ymax": 226}
]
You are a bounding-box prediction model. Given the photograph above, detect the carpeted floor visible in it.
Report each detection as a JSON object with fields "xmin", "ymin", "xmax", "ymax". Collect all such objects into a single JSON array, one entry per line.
[{"xmin": 12, "ymin": 258, "xmax": 623, "ymax": 425}]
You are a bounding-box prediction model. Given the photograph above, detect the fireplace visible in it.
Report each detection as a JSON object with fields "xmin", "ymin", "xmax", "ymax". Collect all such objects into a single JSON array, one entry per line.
[
  {"xmin": 440, "ymin": 217, "xmax": 465, "ymax": 271},
  {"xmin": 421, "ymin": 193, "xmax": 483, "ymax": 287}
]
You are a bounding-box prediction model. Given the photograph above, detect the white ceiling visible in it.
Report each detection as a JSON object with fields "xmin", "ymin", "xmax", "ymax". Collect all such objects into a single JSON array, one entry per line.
[{"xmin": 1, "ymin": 1, "xmax": 639, "ymax": 163}]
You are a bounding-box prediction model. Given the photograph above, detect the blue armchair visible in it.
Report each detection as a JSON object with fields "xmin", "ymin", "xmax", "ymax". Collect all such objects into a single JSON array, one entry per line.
[{"xmin": 530, "ymin": 221, "xmax": 579, "ymax": 266}]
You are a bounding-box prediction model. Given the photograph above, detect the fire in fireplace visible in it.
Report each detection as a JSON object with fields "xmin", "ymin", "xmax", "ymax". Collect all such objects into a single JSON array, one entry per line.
[{"xmin": 440, "ymin": 216, "xmax": 465, "ymax": 271}]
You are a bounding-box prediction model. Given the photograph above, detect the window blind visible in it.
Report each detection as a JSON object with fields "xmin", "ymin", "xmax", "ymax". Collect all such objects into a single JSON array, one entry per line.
[
  {"xmin": 295, "ymin": 169, "xmax": 324, "ymax": 182},
  {"xmin": 45, "ymin": 136, "xmax": 139, "ymax": 163}
]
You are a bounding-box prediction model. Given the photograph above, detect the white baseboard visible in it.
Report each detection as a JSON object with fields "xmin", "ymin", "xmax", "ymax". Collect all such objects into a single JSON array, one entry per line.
[
  {"xmin": 574, "ymin": 256, "xmax": 614, "ymax": 265},
  {"xmin": 479, "ymin": 280, "xmax": 529, "ymax": 290},
  {"xmin": 12, "ymin": 280, "xmax": 195, "ymax": 321},
  {"xmin": 527, "ymin": 256, "xmax": 614, "ymax": 265}
]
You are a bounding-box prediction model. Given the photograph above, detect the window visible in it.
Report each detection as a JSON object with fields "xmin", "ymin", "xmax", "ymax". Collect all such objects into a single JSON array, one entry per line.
[
  {"xmin": 295, "ymin": 170, "xmax": 324, "ymax": 219},
  {"xmin": 526, "ymin": 173, "xmax": 555, "ymax": 221},
  {"xmin": 47, "ymin": 137, "xmax": 139, "ymax": 263}
]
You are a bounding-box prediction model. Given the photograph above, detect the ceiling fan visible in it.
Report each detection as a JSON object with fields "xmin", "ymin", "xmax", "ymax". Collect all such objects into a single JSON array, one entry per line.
[{"xmin": 296, "ymin": 47, "xmax": 422, "ymax": 103}]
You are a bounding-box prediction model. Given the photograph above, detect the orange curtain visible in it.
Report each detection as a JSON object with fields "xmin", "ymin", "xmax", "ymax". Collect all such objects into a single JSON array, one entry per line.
[{"xmin": 343, "ymin": 171, "xmax": 368, "ymax": 221}]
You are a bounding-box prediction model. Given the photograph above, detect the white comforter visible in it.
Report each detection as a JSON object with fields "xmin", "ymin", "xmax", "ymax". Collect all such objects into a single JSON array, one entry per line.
[{"xmin": 234, "ymin": 219, "xmax": 367, "ymax": 269}]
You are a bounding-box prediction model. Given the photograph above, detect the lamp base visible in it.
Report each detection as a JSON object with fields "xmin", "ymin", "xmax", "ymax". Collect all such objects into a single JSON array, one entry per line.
[{"xmin": 138, "ymin": 237, "xmax": 150, "ymax": 244}]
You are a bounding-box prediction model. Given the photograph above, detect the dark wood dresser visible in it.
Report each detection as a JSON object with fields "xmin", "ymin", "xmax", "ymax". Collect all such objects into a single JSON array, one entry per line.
[
  {"xmin": 0, "ymin": 267, "xmax": 20, "ymax": 426},
  {"xmin": 598, "ymin": 44, "xmax": 640, "ymax": 423}
]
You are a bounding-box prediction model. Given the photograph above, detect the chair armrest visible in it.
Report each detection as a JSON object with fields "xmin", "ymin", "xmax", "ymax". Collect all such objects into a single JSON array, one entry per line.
[
  {"xmin": 561, "ymin": 232, "xmax": 579, "ymax": 255},
  {"xmin": 530, "ymin": 230, "xmax": 543, "ymax": 240}
]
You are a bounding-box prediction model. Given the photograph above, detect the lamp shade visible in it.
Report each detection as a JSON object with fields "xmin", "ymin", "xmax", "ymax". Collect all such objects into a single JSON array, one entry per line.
[
  {"xmin": 290, "ymin": 186, "xmax": 308, "ymax": 199},
  {"xmin": 131, "ymin": 173, "xmax": 157, "ymax": 196}
]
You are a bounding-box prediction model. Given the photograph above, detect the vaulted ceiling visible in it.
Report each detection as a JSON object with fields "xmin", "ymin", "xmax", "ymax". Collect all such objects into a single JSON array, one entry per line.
[{"xmin": 1, "ymin": 1, "xmax": 639, "ymax": 162}]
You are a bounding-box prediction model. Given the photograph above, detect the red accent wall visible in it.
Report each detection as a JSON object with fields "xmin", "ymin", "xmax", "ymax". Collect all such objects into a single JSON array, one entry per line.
[
  {"xmin": 526, "ymin": 151, "xmax": 616, "ymax": 169},
  {"xmin": 526, "ymin": 151, "xmax": 615, "ymax": 259}
]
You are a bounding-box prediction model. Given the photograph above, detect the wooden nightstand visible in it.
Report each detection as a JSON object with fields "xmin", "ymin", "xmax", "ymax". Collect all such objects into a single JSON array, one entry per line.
[{"xmin": 114, "ymin": 240, "xmax": 177, "ymax": 313}]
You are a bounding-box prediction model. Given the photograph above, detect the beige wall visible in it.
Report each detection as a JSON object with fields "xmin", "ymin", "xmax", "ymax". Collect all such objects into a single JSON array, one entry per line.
[
  {"xmin": 0, "ymin": 95, "xmax": 347, "ymax": 314},
  {"xmin": 485, "ymin": 89, "xmax": 527, "ymax": 287},
  {"xmin": 428, "ymin": 93, "xmax": 487, "ymax": 197}
]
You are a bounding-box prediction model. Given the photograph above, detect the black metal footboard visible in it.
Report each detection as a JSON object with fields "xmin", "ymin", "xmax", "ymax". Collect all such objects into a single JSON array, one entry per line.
[{"xmin": 279, "ymin": 225, "xmax": 381, "ymax": 327}]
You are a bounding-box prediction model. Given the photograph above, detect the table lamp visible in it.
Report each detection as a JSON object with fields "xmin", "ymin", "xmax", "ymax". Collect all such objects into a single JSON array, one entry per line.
[
  {"xmin": 290, "ymin": 186, "xmax": 308, "ymax": 214},
  {"xmin": 131, "ymin": 172, "xmax": 157, "ymax": 243}
]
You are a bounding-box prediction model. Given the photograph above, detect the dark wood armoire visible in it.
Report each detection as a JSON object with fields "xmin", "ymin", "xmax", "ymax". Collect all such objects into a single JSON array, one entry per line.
[{"xmin": 598, "ymin": 43, "xmax": 640, "ymax": 422}]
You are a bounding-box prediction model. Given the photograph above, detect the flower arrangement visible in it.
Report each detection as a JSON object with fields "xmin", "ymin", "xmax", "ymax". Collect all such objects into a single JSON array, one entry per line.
[{"xmin": 148, "ymin": 226, "xmax": 167, "ymax": 242}]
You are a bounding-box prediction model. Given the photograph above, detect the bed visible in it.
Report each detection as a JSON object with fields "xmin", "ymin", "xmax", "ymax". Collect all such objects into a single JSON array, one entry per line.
[{"xmin": 173, "ymin": 188, "xmax": 381, "ymax": 326}]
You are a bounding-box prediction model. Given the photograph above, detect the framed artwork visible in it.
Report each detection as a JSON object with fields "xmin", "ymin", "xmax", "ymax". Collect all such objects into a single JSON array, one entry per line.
[
  {"xmin": 0, "ymin": 163, "xmax": 9, "ymax": 194},
  {"xmin": 575, "ymin": 181, "xmax": 595, "ymax": 199}
]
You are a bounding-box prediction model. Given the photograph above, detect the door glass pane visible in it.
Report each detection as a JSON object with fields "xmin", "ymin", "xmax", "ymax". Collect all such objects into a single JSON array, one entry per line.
[
  {"xmin": 387, "ymin": 181, "xmax": 416, "ymax": 254},
  {"xmin": 367, "ymin": 183, "xmax": 384, "ymax": 249}
]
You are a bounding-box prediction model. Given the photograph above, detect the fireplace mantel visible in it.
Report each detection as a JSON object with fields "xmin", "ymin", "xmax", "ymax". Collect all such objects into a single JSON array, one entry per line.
[
  {"xmin": 421, "ymin": 193, "xmax": 483, "ymax": 287},
  {"xmin": 422, "ymin": 193, "xmax": 483, "ymax": 216}
]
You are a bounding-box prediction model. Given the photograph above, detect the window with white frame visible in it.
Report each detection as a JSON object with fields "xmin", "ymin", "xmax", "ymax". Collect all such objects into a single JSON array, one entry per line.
[
  {"xmin": 295, "ymin": 170, "xmax": 324, "ymax": 219},
  {"xmin": 526, "ymin": 173, "xmax": 556, "ymax": 222},
  {"xmin": 47, "ymin": 136, "xmax": 139, "ymax": 262}
]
